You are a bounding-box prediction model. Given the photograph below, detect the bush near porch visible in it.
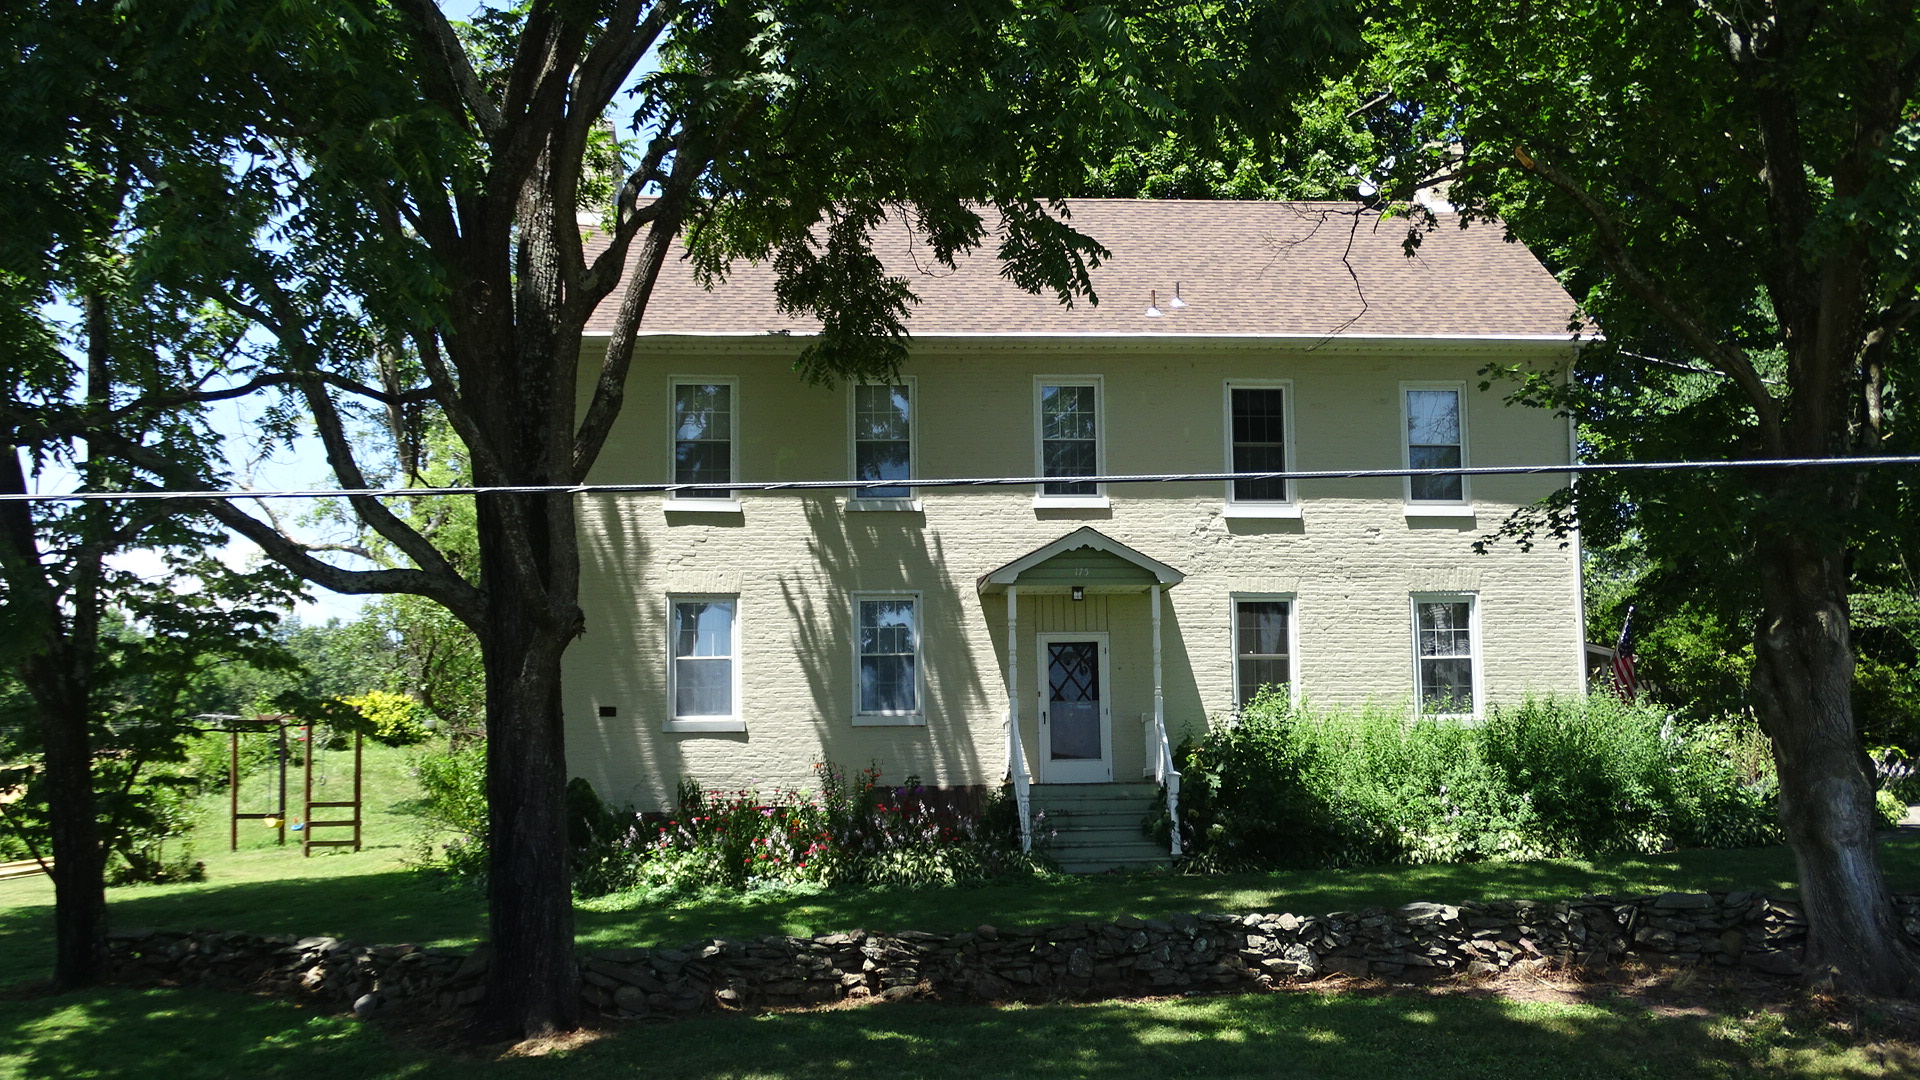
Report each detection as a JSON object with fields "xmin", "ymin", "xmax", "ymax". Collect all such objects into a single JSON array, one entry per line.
[
  {"xmin": 559, "ymin": 764, "xmax": 1043, "ymax": 897},
  {"xmin": 1169, "ymin": 696, "xmax": 1797, "ymax": 871}
]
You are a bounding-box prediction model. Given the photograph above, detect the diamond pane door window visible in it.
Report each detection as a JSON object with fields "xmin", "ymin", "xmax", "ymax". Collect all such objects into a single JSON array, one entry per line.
[
  {"xmin": 858, "ymin": 598, "xmax": 918, "ymax": 713},
  {"xmin": 674, "ymin": 383, "xmax": 733, "ymax": 497},
  {"xmin": 672, "ymin": 600, "xmax": 734, "ymax": 717},
  {"xmin": 1415, "ymin": 600, "xmax": 1475, "ymax": 715},
  {"xmin": 1406, "ymin": 388, "xmax": 1464, "ymax": 502},
  {"xmin": 1040, "ymin": 384, "xmax": 1098, "ymax": 496},
  {"xmin": 853, "ymin": 384, "xmax": 911, "ymax": 499},
  {"xmin": 1047, "ymin": 641, "xmax": 1102, "ymax": 759}
]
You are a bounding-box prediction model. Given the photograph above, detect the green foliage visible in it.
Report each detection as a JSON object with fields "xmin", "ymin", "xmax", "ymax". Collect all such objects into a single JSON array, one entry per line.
[
  {"xmin": 408, "ymin": 739, "xmax": 488, "ymax": 886},
  {"xmin": 1876, "ymin": 789, "xmax": 1908, "ymax": 830},
  {"xmin": 565, "ymin": 764, "xmax": 1043, "ymax": 900},
  {"xmin": 340, "ymin": 690, "xmax": 434, "ymax": 747},
  {"xmin": 1170, "ymin": 696, "xmax": 1780, "ymax": 872}
]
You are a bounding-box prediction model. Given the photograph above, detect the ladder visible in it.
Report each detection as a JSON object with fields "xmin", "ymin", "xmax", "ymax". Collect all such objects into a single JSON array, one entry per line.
[{"xmin": 302, "ymin": 723, "xmax": 364, "ymax": 856}]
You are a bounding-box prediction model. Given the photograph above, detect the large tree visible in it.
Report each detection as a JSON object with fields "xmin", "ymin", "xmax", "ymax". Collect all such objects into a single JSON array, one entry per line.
[
  {"xmin": 47, "ymin": 0, "xmax": 1355, "ymax": 1036},
  {"xmin": 0, "ymin": 0, "xmax": 308, "ymax": 987},
  {"xmin": 1364, "ymin": 0, "xmax": 1920, "ymax": 992}
]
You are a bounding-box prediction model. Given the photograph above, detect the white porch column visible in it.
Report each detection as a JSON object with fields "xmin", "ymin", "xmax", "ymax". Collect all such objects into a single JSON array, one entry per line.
[
  {"xmin": 1151, "ymin": 583, "xmax": 1165, "ymax": 767},
  {"xmin": 1006, "ymin": 586, "xmax": 1031, "ymax": 851},
  {"xmin": 1152, "ymin": 583, "xmax": 1182, "ymax": 856}
]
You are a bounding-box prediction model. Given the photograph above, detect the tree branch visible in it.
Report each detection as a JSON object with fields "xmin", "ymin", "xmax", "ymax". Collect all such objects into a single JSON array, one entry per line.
[
  {"xmin": 1514, "ymin": 143, "xmax": 1786, "ymax": 449},
  {"xmin": 388, "ymin": 0, "xmax": 505, "ymax": 137}
]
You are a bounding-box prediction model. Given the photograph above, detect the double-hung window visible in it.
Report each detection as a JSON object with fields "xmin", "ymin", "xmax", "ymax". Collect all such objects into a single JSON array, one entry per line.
[
  {"xmin": 853, "ymin": 593, "xmax": 923, "ymax": 724},
  {"xmin": 670, "ymin": 379, "xmax": 737, "ymax": 506},
  {"xmin": 849, "ymin": 381, "xmax": 915, "ymax": 506},
  {"xmin": 1224, "ymin": 381, "xmax": 1296, "ymax": 514},
  {"xmin": 1412, "ymin": 594, "xmax": 1479, "ymax": 717},
  {"xmin": 667, "ymin": 596, "xmax": 742, "ymax": 731},
  {"xmin": 1233, "ymin": 597, "xmax": 1295, "ymax": 708},
  {"xmin": 1403, "ymin": 383, "xmax": 1469, "ymax": 509},
  {"xmin": 1035, "ymin": 377, "xmax": 1104, "ymax": 505}
]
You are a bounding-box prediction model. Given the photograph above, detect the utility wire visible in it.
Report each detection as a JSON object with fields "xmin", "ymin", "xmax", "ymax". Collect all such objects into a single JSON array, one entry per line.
[{"xmin": 7, "ymin": 455, "xmax": 1920, "ymax": 503}]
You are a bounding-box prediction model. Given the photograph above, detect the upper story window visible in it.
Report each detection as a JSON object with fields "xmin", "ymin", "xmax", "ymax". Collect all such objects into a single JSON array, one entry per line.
[
  {"xmin": 1412, "ymin": 594, "xmax": 1478, "ymax": 717},
  {"xmin": 1225, "ymin": 381, "xmax": 1296, "ymax": 515},
  {"xmin": 1403, "ymin": 384, "xmax": 1469, "ymax": 508},
  {"xmin": 667, "ymin": 596, "xmax": 743, "ymax": 731},
  {"xmin": 850, "ymin": 382, "xmax": 914, "ymax": 505},
  {"xmin": 854, "ymin": 593, "xmax": 923, "ymax": 724},
  {"xmin": 1035, "ymin": 377, "xmax": 1104, "ymax": 505},
  {"xmin": 670, "ymin": 379, "xmax": 736, "ymax": 505},
  {"xmin": 1233, "ymin": 597, "xmax": 1295, "ymax": 708}
]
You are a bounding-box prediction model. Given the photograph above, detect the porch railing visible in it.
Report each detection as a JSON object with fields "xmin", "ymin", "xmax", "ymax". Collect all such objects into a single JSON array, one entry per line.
[
  {"xmin": 1143, "ymin": 712, "xmax": 1183, "ymax": 857},
  {"xmin": 1009, "ymin": 711, "xmax": 1032, "ymax": 852}
]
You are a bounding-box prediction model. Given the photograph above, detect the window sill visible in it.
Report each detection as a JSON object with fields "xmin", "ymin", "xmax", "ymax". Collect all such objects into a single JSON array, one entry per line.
[
  {"xmin": 1222, "ymin": 502, "xmax": 1303, "ymax": 519},
  {"xmin": 1032, "ymin": 494, "xmax": 1111, "ymax": 510},
  {"xmin": 662, "ymin": 717, "xmax": 746, "ymax": 733},
  {"xmin": 844, "ymin": 498, "xmax": 924, "ymax": 513},
  {"xmin": 665, "ymin": 498, "xmax": 742, "ymax": 514},
  {"xmin": 851, "ymin": 714, "xmax": 927, "ymax": 728},
  {"xmin": 1403, "ymin": 503, "xmax": 1475, "ymax": 519}
]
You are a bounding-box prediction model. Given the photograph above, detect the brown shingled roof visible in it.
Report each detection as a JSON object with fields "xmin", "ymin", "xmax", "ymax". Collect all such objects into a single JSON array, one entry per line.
[{"xmin": 587, "ymin": 199, "xmax": 1580, "ymax": 340}]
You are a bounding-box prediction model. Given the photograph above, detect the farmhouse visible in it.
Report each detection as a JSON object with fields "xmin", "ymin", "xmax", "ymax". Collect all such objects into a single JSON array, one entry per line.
[{"xmin": 563, "ymin": 200, "xmax": 1587, "ymax": 868}]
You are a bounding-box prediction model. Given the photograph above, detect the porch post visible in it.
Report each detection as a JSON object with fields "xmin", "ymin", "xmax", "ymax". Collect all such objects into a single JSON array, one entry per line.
[
  {"xmin": 1151, "ymin": 584, "xmax": 1164, "ymax": 771},
  {"xmin": 1152, "ymin": 584, "xmax": 1182, "ymax": 857},
  {"xmin": 1006, "ymin": 586, "xmax": 1031, "ymax": 851}
]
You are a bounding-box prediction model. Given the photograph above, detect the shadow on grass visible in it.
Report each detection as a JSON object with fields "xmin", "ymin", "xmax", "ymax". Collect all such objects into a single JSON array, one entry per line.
[
  {"xmin": 5, "ymin": 836, "xmax": 1916, "ymax": 991},
  {"xmin": 0, "ymin": 983, "xmax": 1896, "ymax": 1080},
  {"xmin": 577, "ymin": 835, "xmax": 1920, "ymax": 950},
  {"xmin": 0, "ymin": 869, "xmax": 488, "ymax": 989}
]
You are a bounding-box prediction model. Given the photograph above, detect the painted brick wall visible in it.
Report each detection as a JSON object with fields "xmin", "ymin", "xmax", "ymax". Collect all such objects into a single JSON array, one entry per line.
[{"xmin": 564, "ymin": 337, "xmax": 1586, "ymax": 811}]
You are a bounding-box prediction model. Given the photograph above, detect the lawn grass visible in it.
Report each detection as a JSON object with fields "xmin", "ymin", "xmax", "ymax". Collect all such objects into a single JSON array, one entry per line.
[
  {"xmin": 2, "ymin": 981, "xmax": 1910, "ymax": 1080},
  {"xmin": 3, "ymin": 742, "xmax": 1918, "ymax": 1077},
  {"xmin": 4, "ymin": 737, "xmax": 1918, "ymax": 990}
]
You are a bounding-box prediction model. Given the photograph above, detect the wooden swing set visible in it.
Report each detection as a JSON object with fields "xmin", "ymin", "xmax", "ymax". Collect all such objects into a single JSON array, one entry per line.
[{"xmin": 222, "ymin": 714, "xmax": 363, "ymax": 856}]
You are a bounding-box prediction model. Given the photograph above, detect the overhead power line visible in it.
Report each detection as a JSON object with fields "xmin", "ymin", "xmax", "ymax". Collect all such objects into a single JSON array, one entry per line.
[{"xmin": 6, "ymin": 455, "xmax": 1920, "ymax": 503}]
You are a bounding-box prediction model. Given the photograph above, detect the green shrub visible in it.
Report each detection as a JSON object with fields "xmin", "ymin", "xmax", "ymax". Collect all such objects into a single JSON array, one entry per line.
[
  {"xmin": 570, "ymin": 763, "xmax": 1043, "ymax": 899},
  {"xmin": 342, "ymin": 691, "xmax": 436, "ymax": 747},
  {"xmin": 1877, "ymin": 788, "xmax": 1908, "ymax": 828},
  {"xmin": 1170, "ymin": 695, "xmax": 1780, "ymax": 871},
  {"xmin": 409, "ymin": 738, "xmax": 488, "ymax": 883}
]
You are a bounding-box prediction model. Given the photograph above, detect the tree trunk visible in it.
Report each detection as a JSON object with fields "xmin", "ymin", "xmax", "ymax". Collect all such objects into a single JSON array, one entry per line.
[
  {"xmin": 1, "ymin": 447, "xmax": 109, "ymax": 990},
  {"xmin": 468, "ymin": 493, "xmax": 580, "ymax": 1039},
  {"xmin": 28, "ymin": 658, "xmax": 110, "ymax": 990},
  {"xmin": 1752, "ymin": 527, "xmax": 1920, "ymax": 996}
]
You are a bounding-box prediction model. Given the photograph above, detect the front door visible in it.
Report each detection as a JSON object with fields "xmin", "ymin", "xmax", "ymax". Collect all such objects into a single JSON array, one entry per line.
[{"xmin": 1038, "ymin": 633, "xmax": 1112, "ymax": 783}]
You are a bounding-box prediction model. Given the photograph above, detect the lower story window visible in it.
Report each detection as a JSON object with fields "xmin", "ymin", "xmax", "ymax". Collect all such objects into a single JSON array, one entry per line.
[
  {"xmin": 1234, "ymin": 598, "xmax": 1293, "ymax": 707},
  {"xmin": 856, "ymin": 594, "xmax": 920, "ymax": 718},
  {"xmin": 670, "ymin": 597, "xmax": 737, "ymax": 722},
  {"xmin": 1413, "ymin": 595, "xmax": 1477, "ymax": 715}
]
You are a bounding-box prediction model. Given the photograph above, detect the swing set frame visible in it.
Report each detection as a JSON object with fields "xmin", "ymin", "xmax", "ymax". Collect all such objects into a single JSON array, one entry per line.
[{"xmin": 220, "ymin": 713, "xmax": 363, "ymax": 855}]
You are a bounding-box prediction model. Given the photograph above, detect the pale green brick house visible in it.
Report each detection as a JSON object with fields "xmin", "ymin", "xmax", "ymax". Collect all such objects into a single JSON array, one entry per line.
[{"xmin": 562, "ymin": 200, "xmax": 1587, "ymax": 868}]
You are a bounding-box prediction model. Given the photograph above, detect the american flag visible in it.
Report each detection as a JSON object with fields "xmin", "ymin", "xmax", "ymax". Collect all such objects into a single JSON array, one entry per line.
[{"xmin": 1611, "ymin": 606, "xmax": 1638, "ymax": 701}]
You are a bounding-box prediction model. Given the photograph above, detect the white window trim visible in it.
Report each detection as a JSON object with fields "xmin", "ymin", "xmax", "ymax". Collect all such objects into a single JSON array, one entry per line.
[
  {"xmin": 663, "ymin": 594, "xmax": 745, "ymax": 732},
  {"xmin": 1230, "ymin": 593, "xmax": 1301, "ymax": 709},
  {"xmin": 845, "ymin": 377, "xmax": 922, "ymax": 512},
  {"xmin": 851, "ymin": 590, "xmax": 927, "ymax": 726},
  {"xmin": 1032, "ymin": 375, "xmax": 1110, "ymax": 509},
  {"xmin": 666, "ymin": 376, "xmax": 742, "ymax": 513},
  {"xmin": 1409, "ymin": 592, "xmax": 1482, "ymax": 720},
  {"xmin": 1400, "ymin": 380, "xmax": 1472, "ymax": 515},
  {"xmin": 1222, "ymin": 379, "xmax": 1301, "ymax": 518}
]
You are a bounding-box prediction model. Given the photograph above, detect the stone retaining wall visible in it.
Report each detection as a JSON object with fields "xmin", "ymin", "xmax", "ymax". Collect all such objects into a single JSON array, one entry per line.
[{"xmin": 107, "ymin": 890, "xmax": 1920, "ymax": 1021}]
